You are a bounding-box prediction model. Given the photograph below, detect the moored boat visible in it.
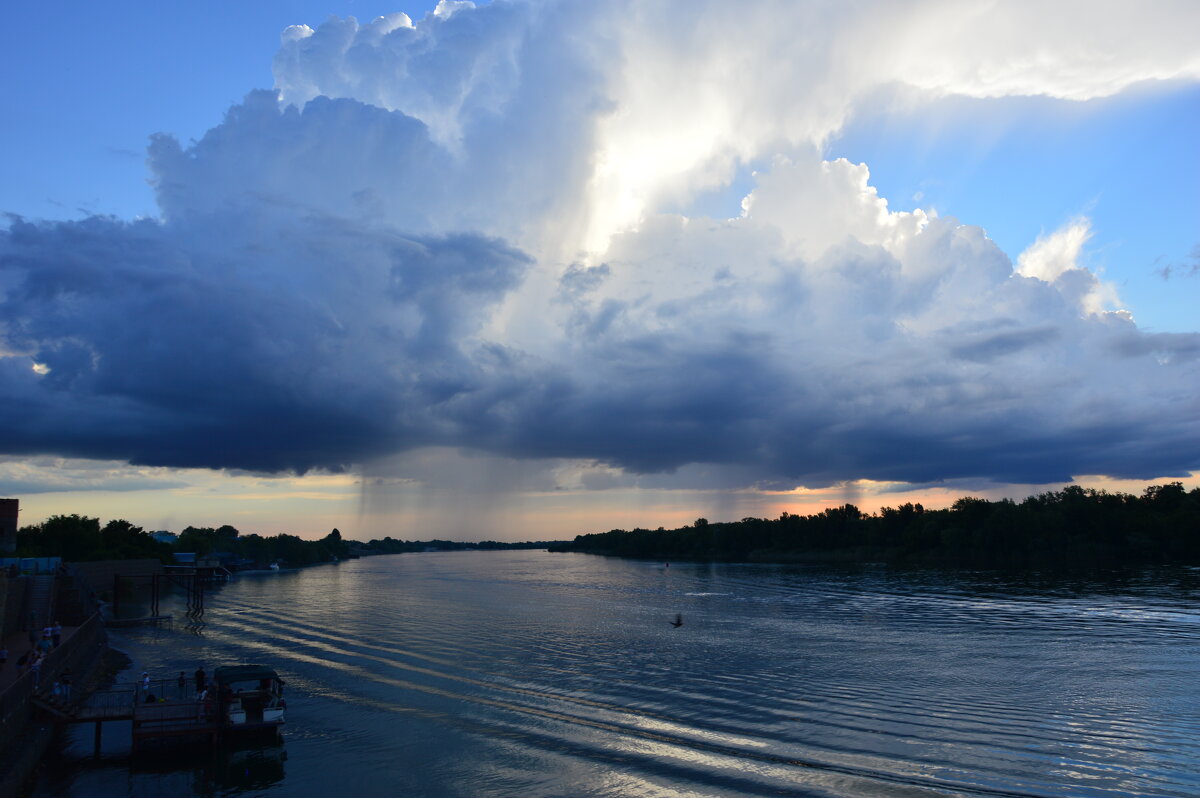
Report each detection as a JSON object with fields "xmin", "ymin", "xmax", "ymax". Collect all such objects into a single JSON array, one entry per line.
[{"xmin": 213, "ymin": 665, "xmax": 286, "ymax": 735}]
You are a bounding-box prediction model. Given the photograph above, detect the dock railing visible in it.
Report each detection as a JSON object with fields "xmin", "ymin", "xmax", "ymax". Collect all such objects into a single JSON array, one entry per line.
[
  {"xmin": 67, "ymin": 676, "xmax": 216, "ymax": 721},
  {"xmin": 136, "ymin": 676, "xmax": 205, "ymax": 704},
  {"xmin": 130, "ymin": 677, "xmax": 219, "ymax": 748},
  {"xmin": 74, "ymin": 684, "xmax": 136, "ymax": 721}
]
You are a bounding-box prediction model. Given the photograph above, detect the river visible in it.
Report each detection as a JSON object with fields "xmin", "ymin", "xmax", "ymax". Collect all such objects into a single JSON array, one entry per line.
[{"xmin": 30, "ymin": 551, "xmax": 1200, "ymax": 797}]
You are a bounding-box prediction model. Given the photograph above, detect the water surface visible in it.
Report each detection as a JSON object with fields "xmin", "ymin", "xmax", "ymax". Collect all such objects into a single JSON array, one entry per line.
[{"xmin": 33, "ymin": 552, "xmax": 1200, "ymax": 797}]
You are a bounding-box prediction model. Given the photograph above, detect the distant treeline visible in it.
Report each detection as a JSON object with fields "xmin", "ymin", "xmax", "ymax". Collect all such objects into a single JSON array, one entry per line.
[
  {"xmin": 364, "ymin": 537, "xmax": 560, "ymax": 553},
  {"xmin": 549, "ymin": 483, "xmax": 1200, "ymax": 567},
  {"xmin": 14, "ymin": 517, "xmax": 555, "ymax": 567},
  {"xmin": 15, "ymin": 518, "xmax": 352, "ymax": 566}
]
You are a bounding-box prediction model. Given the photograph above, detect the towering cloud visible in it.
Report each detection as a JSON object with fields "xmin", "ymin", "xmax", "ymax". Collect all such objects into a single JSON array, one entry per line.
[{"xmin": 2, "ymin": 0, "xmax": 1198, "ymax": 491}]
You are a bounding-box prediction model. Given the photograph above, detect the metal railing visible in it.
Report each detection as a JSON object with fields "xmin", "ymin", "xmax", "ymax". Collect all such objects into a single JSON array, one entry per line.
[
  {"xmin": 0, "ymin": 611, "xmax": 106, "ymax": 747},
  {"xmin": 135, "ymin": 677, "xmax": 207, "ymax": 704},
  {"xmin": 74, "ymin": 685, "xmax": 136, "ymax": 720}
]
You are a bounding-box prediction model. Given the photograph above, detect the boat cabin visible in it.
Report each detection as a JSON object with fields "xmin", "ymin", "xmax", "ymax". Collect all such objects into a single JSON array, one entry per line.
[{"xmin": 213, "ymin": 665, "xmax": 286, "ymax": 733}]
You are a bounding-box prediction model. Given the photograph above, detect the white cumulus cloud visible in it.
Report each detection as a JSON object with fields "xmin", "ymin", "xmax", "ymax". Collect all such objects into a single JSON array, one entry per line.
[{"xmin": 1017, "ymin": 217, "xmax": 1121, "ymax": 316}]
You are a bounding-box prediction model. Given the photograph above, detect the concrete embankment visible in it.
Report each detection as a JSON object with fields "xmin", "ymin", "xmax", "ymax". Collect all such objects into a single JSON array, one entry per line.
[
  {"xmin": 0, "ymin": 561, "xmax": 138, "ymax": 798},
  {"xmin": 0, "ymin": 613, "xmax": 115, "ymax": 798}
]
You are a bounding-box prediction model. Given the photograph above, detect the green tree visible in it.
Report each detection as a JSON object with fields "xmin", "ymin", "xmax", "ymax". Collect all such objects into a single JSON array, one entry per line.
[
  {"xmin": 321, "ymin": 528, "xmax": 349, "ymax": 558},
  {"xmin": 101, "ymin": 519, "xmax": 169, "ymax": 560},
  {"xmin": 21, "ymin": 515, "xmax": 102, "ymax": 560}
]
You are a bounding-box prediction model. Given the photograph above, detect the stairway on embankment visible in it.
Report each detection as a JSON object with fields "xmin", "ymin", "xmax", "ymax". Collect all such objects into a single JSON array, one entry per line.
[{"xmin": 24, "ymin": 574, "xmax": 56, "ymax": 631}]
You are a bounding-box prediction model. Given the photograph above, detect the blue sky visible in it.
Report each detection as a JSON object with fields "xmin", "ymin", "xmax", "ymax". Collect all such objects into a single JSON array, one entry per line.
[
  {"xmin": 1, "ymin": 2, "xmax": 433, "ymax": 221},
  {"xmin": 676, "ymin": 83, "xmax": 1200, "ymax": 333},
  {"xmin": 831, "ymin": 83, "xmax": 1200, "ymax": 333},
  {"xmin": 1, "ymin": 2, "xmax": 1198, "ymax": 539}
]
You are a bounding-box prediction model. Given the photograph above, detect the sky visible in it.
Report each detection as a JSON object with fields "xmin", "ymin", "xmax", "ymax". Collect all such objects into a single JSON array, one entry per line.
[{"xmin": 1, "ymin": 0, "xmax": 1198, "ymax": 542}]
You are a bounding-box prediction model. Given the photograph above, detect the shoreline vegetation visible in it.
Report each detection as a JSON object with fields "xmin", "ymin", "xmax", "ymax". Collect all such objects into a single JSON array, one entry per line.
[
  {"xmin": 549, "ymin": 483, "xmax": 1200, "ymax": 567},
  {"xmin": 13, "ymin": 518, "xmax": 555, "ymax": 569},
  {"xmin": 13, "ymin": 482, "xmax": 1198, "ymax": 570}
]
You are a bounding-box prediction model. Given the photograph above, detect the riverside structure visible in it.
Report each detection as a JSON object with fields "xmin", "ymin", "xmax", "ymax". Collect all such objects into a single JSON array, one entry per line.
[{"xmin": 0, "ymin": 557, "xmax": 252, "ymax": 793}]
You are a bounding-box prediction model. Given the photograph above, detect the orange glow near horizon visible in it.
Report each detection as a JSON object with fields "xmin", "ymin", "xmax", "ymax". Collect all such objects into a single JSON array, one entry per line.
[{"xmin": 10, "ymin": 466, "xmax": 1199, "ymax": 544}]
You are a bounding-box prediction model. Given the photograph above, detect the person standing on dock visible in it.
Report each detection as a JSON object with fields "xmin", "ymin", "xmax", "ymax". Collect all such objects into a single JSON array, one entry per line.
[
  {"xmin": 177, "ymin": 671, "xmax": 187, "ymax": 698},
  {"xmin": 196, "ymin": 687, "xmax": 210, "ymax": 720},
  {"xmin": 194, "ymin": 666, "xmax": 206, "ymax": 694}
]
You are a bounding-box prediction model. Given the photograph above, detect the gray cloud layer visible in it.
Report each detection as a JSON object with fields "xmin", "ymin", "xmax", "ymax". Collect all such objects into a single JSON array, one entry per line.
[
  {"xmin": 1, "ymin": 205, "xmax": 529, "ymax": 472},
  {"xmin": 2, "ymin": 0, "xmax": 1199, "ymax": 490}
]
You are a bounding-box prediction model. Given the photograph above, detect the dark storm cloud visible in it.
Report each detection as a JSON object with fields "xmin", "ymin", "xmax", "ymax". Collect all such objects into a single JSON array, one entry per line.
[
  {"xmin": 3, "ymin": 2, "xmax": 1200, "ymax": 492},
  {"xmin": 949, "ymin": 325, "xmax": 1061, "ymax": 363},
  {"xmin": 0, "ymin": 209, "xmax": 529, "ymax": 472},
  {"xmin": 3, "ymin": 88, "xmax": 1199, "ymax": 490}
]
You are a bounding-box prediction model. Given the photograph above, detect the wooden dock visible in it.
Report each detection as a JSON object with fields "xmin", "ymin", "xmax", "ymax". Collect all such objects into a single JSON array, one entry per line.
[
  {"xmin": 131, "ymin": 699, "xmax": 219, "ymax": 748},
  {"xmin": 104, "ymin": 614, "xmax": 173, "ymax": 628},
  {"xmin": 36, "ymin": 679, "xmax": 219, "ymax": 754}
]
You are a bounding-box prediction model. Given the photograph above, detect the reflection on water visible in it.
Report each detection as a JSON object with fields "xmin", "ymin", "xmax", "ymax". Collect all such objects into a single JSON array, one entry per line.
[
  {"xmin": 37, "ymin": 737, "xmax": 286, "ymax": 796},
  {"xmin": 33, "ymin": 553, "xmax": 1200, "ymax": 797}
]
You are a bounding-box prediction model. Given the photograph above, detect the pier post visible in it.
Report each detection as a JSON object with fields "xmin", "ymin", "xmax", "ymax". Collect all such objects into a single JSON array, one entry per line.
[{"xmin": 93, "ymin": 721, "xmax": 102, "ymax": 758}]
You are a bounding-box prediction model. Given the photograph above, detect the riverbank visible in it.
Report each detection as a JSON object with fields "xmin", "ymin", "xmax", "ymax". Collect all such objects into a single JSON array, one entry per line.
[
  {"xmin": 0, "ymin": 629, "xmax": 123, "ymax": 798},
  {"xmin": 550, "ymin": 483, "xmax": 1200, "ymax": 567}
]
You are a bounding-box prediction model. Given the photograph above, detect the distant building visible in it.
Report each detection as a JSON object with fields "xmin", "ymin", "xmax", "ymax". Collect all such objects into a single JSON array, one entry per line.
[
  {"xmin": 171, "ymin": 551, "xmax": 222, "ymax": 570},
  {"xmin": 0, "ymin": 498, "xmax": 17, "ymax": 554},
  {"xmin": 211, "ymin": 551, "xmax": 240, "ymax": 568},
  {"xmin": 152, "ymin": 530, "xmax": 178, "ymax": 544}
]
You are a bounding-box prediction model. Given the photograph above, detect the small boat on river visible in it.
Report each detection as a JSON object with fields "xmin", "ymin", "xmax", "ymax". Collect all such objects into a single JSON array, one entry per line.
[{"xmin": 214, "ymin": 664, "xmax": 286, "ymax": 736}]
